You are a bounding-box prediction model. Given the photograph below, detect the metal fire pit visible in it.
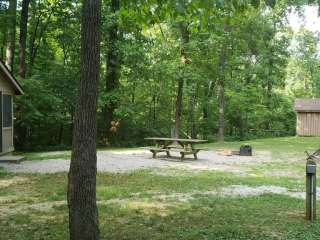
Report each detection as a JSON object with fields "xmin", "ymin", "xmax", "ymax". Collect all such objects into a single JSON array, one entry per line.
[{"xmin": 240, "ymin": 145, "xmax": 252, "ymax": 156}]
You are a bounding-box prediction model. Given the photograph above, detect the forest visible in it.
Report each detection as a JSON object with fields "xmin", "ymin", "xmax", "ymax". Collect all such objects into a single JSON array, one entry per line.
[
  {"xmin": 3, "ymin": 1, "xmax": 320, "ymax": 240},
  {"xmin": 0, "ymin": 0, "xmax": 319, "ymax": 150}
]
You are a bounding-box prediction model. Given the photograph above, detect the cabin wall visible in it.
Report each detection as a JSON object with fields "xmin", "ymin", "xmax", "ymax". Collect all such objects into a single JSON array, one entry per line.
[
  {"xmin": 0, "ymin": 71, "xmax": 14, "ymax": 154},
  {"xmin": 296, "ymin": 112, "xmax": 320, "ymax": 136}
]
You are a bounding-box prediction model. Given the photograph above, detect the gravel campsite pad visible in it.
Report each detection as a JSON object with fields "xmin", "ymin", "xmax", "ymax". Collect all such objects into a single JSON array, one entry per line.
[{"xmin": 0, "ymin": 149, "xmax": 272, "ymax": 174}]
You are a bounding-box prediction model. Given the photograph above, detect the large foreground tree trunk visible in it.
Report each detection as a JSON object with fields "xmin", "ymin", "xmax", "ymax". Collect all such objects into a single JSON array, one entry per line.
[
  {"xmin": 5, "ymin": 0, "xmax": 17, "ymax": 71},
  {"xmin": 104, "ymin": 0, "xmax": 120, "ymax": 142},
  {"xmin": 18, "ymin": 0, "xmax": 30, "ymax": 78},
  {"xmin": 67, "ymin": 0, "xmax": 101, "ymax": 239},
  {"xmin": 172, "ymin": 22, "xmax": 189, "ymax": 138}
]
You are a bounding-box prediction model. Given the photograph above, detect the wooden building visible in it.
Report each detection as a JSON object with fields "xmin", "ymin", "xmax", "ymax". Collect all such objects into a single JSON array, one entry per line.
[
  {"xmin": 294, "ymin": 99, "xmax": 320, "ymax": 136},
  {"xmin": 0, "ymin": 60, "xmax": 23, "ymax": 154}
]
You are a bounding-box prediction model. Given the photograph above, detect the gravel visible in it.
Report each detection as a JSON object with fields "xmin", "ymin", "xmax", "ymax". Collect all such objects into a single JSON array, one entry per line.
[{"xmin": 0, "ymin": 150, "xmax": 272, "ymax": 174}]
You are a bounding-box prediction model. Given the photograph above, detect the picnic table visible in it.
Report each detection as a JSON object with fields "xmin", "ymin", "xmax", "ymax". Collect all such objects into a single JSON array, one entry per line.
[{"xmin": 144, "ymin": 137, "xmax": 208, "ymax": 160}]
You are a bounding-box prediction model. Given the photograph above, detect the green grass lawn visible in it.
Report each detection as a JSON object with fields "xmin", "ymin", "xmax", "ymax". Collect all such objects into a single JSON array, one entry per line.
[
  {"xmin": 17, "ymin": 147, "xmax": 139, "ymax": 161},
  {"xmin": 2, "ymin": 136, "xmax": 320, "ymax": 239}
]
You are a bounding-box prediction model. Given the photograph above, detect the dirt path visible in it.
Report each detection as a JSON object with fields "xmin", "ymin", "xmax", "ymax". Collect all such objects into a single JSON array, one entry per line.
[{"xmin": 0, "ymin": 150, "xmax": 272, "ymax": 174}]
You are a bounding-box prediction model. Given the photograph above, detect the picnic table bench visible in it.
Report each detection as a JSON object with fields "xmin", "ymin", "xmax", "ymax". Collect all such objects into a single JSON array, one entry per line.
[{"xmin": 144, "ymin": 137, "xmax": 208, "ymax": 160}]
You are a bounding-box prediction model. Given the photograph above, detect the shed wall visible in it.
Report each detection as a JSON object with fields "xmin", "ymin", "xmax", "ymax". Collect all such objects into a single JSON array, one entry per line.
[
  {"xmin": 0, "ymin": 71, "xmax": 14, "ymax": 153},
  {"xmin": 296, "ymin": 112, "xmax": 320, "ymax": 136}
]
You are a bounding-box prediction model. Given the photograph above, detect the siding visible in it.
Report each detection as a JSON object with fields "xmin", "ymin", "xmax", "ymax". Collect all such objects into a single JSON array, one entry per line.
[
  {"xmin": 297, "ymin": 112, "xmax": 320, "ymax": 136},
  {"xmin": 0, "ymin": 71, "xmax": 15, "ymax": 95},
  {"xmin": 0, "ymin": 71, "xmax": 14, "ymax": 153},
  {"xmin": 295, "ymin": 99, "xmax": 320, "ymax": 112},
  {"xmin": 3, "ymin": 128, "xmax": 13, "ymax": 152}
]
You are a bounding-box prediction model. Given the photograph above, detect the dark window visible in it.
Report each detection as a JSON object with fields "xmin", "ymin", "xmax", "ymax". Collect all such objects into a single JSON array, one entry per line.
[{"xmin": 3, "ymin": 95, "xmax": 12, "ymax": 127}]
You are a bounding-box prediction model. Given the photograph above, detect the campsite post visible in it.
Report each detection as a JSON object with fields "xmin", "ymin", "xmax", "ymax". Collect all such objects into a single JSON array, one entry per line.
[{"xmin": 306, "ymin": 160, "xmax": 317, "ymax": 221}]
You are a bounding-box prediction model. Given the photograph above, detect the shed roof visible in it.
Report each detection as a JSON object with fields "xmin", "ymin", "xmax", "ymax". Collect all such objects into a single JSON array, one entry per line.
[
  {"xmin": 0, "ymin": 60, "xmax": 23, "ymax": 95},
  {"xmin": 294, "ymin": 99, "xmax": 320, "ymax": 112}
]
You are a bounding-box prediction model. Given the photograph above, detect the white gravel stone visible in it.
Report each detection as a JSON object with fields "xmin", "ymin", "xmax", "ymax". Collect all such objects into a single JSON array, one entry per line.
[{"xmin": 0, "ymin": 150, "xmax": 272, "ymax": 174}]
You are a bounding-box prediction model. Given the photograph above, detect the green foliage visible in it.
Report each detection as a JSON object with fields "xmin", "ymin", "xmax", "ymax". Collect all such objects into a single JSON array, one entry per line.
[
  {"xmin": 1, "ymin": 0, "xmax": 318, "ymax": 149},
  {"xmin": 15, "ymin": 62, "xmax": 77, "ymax": 150},
  {"xmin": 286, "ymin": 28, "xmax": 320, "ymax": 97}
]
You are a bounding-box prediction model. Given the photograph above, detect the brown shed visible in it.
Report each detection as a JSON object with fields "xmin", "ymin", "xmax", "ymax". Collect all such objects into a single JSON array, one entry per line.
[
  {"xmin": 0, "ymin": 60, "xmax": 23, "ymax": 154},
  {"xmin": 294, "ymin": 99, "xmax": 320, "ymax": 136}
]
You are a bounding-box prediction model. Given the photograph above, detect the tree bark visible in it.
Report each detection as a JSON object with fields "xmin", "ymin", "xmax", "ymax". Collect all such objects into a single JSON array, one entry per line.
[
  {"xmin": 5, "ymin": 0, "xmax": 17, "ymax": 71},
  {"xmin": 172, "ymin": 78, "xmax": 184, "ymax": 138},
  {"xmin": 1, "ymin": 7, "xmax": 8, "ymax": 61},
  {"xmin": 18, "ymin": 0, "xmax": 30, "ymax": 78},
  {"xmin": 187, "ymin": 83, "xmax": 197, "ymax": 138},
  {"xmin": 218, "ymin": 46, "xmax": 226, "ymax": 142},
  {"xmin": 172, "ymin": 22, "xmax": 189, "ymax": 138},
  {"xmin": 104, "ymin": 0, "xmax": 120, "ymax": 142},
  {"xmin": 67, "ymin": 0, "xmax": 101, "ymax": 239}
]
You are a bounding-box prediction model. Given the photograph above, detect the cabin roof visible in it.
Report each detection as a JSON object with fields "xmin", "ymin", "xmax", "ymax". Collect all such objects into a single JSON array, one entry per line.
[
  {"xmin": 294, "ymin": 99, "xmax": 320, "ymax": 112},
  {"xmin": 0, "ymin": 60, "xmax": 23, "ymax": 95}
]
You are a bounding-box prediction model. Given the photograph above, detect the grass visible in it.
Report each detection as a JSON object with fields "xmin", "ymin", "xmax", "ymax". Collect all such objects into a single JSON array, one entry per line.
[
  {"xmin": 19, "ymin": 136, "xmax": 320, "ymax": 161},
  {"xmin": 203, "ymin": 136, "xmax": 320, "ymax": 156},
  {"xmin": 2, "ymin": 136, "xmax": 320, "ymax": 239},
  {"xmin": 17, "ymin": 147, "xmax": 139, "ymax": 161}
]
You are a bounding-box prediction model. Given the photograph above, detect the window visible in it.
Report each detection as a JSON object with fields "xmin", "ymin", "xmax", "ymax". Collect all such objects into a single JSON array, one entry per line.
[{"xmin": 3, "ymin": 95, "xmax": 12, "ymax": 127}]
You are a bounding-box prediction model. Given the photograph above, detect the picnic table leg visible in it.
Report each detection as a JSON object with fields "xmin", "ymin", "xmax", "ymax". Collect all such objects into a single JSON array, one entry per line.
[
  {"xmin": 193, "ymin": 150, "xmax": 200, "ymax": 160},
  {"xmin": 151, "ymin": 150, "xmax": 156, "ymax": 158},
  {"xmin": 193, "ymin": 153, "xmax": 198, "ymax": 160}
]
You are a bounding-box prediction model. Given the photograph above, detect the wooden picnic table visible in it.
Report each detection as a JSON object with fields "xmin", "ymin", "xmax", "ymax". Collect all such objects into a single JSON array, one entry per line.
[{"xmin": 144, "ymin": 137, "xmax": 208, "ymax": 160}]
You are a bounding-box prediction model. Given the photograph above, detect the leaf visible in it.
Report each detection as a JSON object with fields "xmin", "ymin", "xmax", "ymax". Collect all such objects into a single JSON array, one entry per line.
[
  {"xmin": 265, "ymin": 0, "xmax": 276, "ymax": 8},
  {"xmin": 251, "ymin": 0, "xmax": 261, "ymax": 8}
]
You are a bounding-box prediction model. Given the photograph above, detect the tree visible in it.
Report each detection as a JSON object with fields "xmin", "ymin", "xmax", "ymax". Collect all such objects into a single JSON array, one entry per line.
[
  {"xmin": 172, "ymin": 22, "xmax": 189, "ymax": 138},
  {"xmin": 5, "ymin": 0, "xmax": 17, "ymax": 71},
  {"xmin": 0, "ymin": 2, "xmax": 8, "ymax": 60},
  {"xmin": 67, "ymin": 0, "xmax": 101, "ymax": 239},
  {"xmin": 104, "ymin": 0, "xmax": 121, "ymax": 142},
  {"xmin": 286, "ymin": 28, "xmax": 320, "ymax": 96},
  {"xmin": 19, "ymin": 0, "xmax": 31, "ymax": 78}
]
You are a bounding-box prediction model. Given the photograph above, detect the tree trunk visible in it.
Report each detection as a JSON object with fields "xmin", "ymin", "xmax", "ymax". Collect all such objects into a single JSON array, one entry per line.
[
  {"xmin": 1, "ymin": 8, "xmax": 8, "ymax": 61},
  {"xmin": 172, "ymin": 22, "xmax": 189, "ymax": 138},
  {"xmin": 203, "ymin": 80, "xmax": 213, "ymax": 119},
  {"xmin": 5, "ymin": 0, "xmax": 17, "ymax": 71},
  {"xmin": 172, "ymin": 78, "xmax": 184, "ymax": 138},
  {"xmin": 18, "ymin": 0, "xmax": 30, "ymax": 78},
  {"xmin": 218, "ymin": 81, "xmax": 225, "ymax": 142},
  {"xmin": 104, "ymin": 0, "xmax": 120, "ymax": 142},
  {"xmin": 187, "ymin": 82, "xmax": 197, "ymax": 138},
  {"xmin": 218, "ymin": 48, "xmax": 226, "ymax": 142},
  {"xmin": 67, "ymin": 0, "xmax": 101, "ymax": 239},
  {"xmin": 217, "ymin": 22, "xmax": 229, "ymax": 143},
  {"xmin": 152, "ymin": 94, "xmax": 157, "ymax": 127}
]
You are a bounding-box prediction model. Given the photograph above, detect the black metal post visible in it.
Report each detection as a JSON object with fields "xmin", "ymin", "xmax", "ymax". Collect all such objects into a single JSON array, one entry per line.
[{"xmin": 306, "ymin": 160, "xmax": 317, "ymax": 221}]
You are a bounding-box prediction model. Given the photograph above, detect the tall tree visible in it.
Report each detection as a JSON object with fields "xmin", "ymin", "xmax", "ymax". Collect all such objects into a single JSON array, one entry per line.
[
  {"xmin": 5, "ymin": 0, "xmax": 17, "ymax": 71},
  {"xmin": 27, "ymin": 0, "xmax": 58, "ymax": 76},
  {"xmin": 18, "ymin": 0, "xmax": 30, "ymax": 78},
  {"xmin": 218, "ymin": 23, "xmax": 229, "ymax": 142},
  {"xmin": 104, "ymin": 0, "xmax": 120, "ymax": 142},
  {"xmin": 217, "ymin": 48, "xmax": 226, "ymax": 142},
  {"xmin": 172, "ymin": 22, "xmax": 189, "ymax": 138},
  {"xmin": 0, "ymin": 2, "xmax": 8, "ymax": 60},
  {"xmin": 67, "ymin": 0, "xmax": 101, "ymax": 239}
]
